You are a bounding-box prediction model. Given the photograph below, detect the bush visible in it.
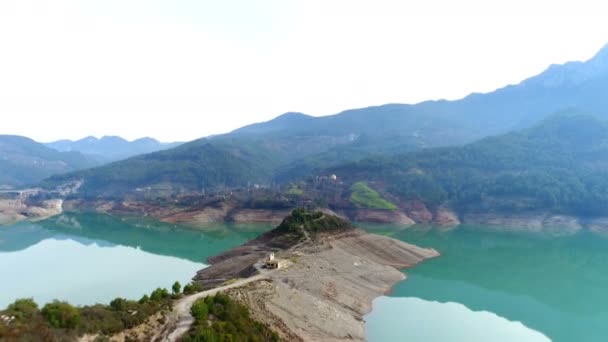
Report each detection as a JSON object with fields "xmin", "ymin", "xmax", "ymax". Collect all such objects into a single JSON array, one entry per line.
[
  {"xmin": 190, "ymin": 300, "xmax": 208, "ymax": 322},
  {"xmin": 109, "ymin": 298, "xmax": 128, "ymax": 311},
  {"xmin": 6, "ymin": 298, "xmax": 39, "ymax": 321},
  {"xmin": 1, "ymin": 287, "xmax": 173, "ymax": 339},
  {"xmin": 150, "ymin": 288, "xmax": 170, "ymax": 302},
  {"xmin": 79, "ymin": 305, "xmax": 124, "ymax": 334},
  {"xmin": 138, "ymin": 294, "xmax": 150, "ymax": 304},
  {"xmin": 41, "ymin": 301, "xmax": 80, "ymax": 329},
  {"xmin": 183, "ymin": 282, "xmax": 203, "ymax": 295}
]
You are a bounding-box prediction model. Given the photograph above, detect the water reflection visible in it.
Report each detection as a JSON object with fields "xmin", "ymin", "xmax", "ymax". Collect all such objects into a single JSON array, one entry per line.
[
  {"xmin": 0, "ymin": 213, "xmax": 272, "ymax": 307},
  {"xmin": 366, "ymin": 297, "xmax": 550, "ymax": 342},
  {"xmin": 362, "ymin": 224, "xmax": 608, "ymax": 342},
  {"xmin": 0, "ymin": 213, "xmax": 271, "ymax": 262}
]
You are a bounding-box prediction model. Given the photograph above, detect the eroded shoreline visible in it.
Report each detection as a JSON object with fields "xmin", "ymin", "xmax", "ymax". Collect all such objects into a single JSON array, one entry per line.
[{"xmin": 191, "ymin": 210, "xmax": 440, "ymax": 341}]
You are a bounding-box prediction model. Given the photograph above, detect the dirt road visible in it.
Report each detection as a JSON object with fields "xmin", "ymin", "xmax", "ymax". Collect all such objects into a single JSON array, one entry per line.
[{"xmin": 156, "ymin": 274, "xmax": 266, "ymax": 342}]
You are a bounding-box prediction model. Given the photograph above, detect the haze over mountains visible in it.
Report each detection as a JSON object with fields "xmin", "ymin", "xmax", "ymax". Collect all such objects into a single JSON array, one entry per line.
[
  {"xmin": 41, "ymin": 43, "xmax": 608, "ymax": 200},
  {"xmin": 0, "ymin": 135, "xmax": 97, "ymax": 189},
  {"xmin": 45, "ymin": 136, "xmax": 182, "ymax": 163},
  {"xmin": 4, "ymin": 42, "xmax": 608, "ymax": 207},
  {"xmin": 0, "ymin": 135, "xmax": 181, "ymax": 189}
]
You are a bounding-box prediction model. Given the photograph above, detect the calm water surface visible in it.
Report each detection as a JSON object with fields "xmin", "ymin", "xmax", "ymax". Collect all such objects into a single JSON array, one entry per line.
[
  {"xmin": 0, "ymin": 213, "xmax": 270, "ymax": 307},
  {"xmin": 362, "ymin": 224, "xmax": 608, "ymax": 342},
  {"xmin": 3, "ymin": 215, "xmax": 606, "ymax": 342}
]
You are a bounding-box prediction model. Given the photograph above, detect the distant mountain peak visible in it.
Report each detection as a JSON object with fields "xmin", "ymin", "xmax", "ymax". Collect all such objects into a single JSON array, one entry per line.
[
  {"xmin": 592, "ymin": 42, "xmax": 608, "ymax": 60},
  {"xmin": 276, "ymin": 112, "xmax": 310, "ymax": 119},
  {"xmin": 231, "ymin": 112, "xmax": 314, "ymax": 135},
  {"xmin": 521, "ymin": 42, "xmax": 608, "ymax": 89},
  {"xmin": 44, "ymin": 136, "xmax": 182, "ymax": 162},
  {"xmin": 100, "ymin": 135, "xmax": 127, "ymax": 141},
  {"xmin": 133, "ymin": 137, "xmax": 161, "ymax": 144}
]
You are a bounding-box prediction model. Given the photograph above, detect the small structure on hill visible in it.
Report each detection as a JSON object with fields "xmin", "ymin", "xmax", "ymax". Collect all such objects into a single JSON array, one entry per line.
[{"xmin": 265, "ymin": 253, "xmax": 287, "ymax": 269}]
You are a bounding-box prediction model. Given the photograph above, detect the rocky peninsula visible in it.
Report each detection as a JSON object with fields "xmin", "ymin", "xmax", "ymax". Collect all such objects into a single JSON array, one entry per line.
[{"xmin": 190, "ymin": 209, "xmax": 439, "ymax": 341}]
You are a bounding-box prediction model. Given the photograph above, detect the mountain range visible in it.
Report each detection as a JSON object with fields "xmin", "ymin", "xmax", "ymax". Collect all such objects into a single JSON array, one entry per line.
[
  {"xmin": 41, "ymin": 43, "xmax": 608, "ymax": 200},
  {"xmin": 0, "ymin": 135, "xmax": 98, "ymax": 189},
  {"xmin": 45, "ymin": 136, "xmax": 182, "ymax": 162}
]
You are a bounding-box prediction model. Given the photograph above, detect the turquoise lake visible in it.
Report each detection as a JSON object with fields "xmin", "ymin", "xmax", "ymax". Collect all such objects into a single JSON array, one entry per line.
[
  {"xmin": 364, "ymin": 225, "xmax": 608, "ymax": 342},
  {"xmin": 0, "ymin": 213, "xmax": 270, "ymax": 307},
  {"xmin": 2, "ymin": 215, "xmax": 608, "ymax": 342}
]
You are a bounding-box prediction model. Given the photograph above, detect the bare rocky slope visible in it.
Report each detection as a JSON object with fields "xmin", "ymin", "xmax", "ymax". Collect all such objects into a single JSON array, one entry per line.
[{"xmin": 193, "ymin": 209, "xmax": 439, "ymax": 341}]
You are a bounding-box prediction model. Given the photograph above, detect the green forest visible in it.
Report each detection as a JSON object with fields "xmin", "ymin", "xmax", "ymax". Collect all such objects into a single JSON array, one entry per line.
[
  {"xmin": 331, "ymin": 114, "xmax": 608, "ymax": 216},
  {"xmin": 182, "ymin": 294, "xmax": 279, "ymax": 342},
  {"xmin": 0, "ymin": 282, "xmax": 277, "ymax": 341}
]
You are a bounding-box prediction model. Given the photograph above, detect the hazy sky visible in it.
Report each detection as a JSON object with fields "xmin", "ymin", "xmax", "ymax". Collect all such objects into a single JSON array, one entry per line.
[{"xmin": 1, "ymin": 0, "xmax": 607, "ymax": 142}]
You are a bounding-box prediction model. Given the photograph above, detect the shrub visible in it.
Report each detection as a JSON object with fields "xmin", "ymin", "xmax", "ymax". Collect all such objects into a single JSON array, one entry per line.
[
  {"xmin": 150, "ymin": 288, "xmax": 170, "ymax": 302},
  {"xmin": 138, "ymin": 295, "xmax": 150, "ymax": 304},
  {"xmin": 41, "ymin": 301, "xmax": 80, "ymax": 329},
  {"xmin": 182, "ymin": 294, "xmax": 279, "ymax": 342},
  {"xmin": 6, "ymin": 298, "xmax": 39, "ymax": 321},
  {"xmin": 190, "ymin": 300, "xmax": 208, "ymax": 322},
  {"xmin": 109, "ymin": 298, "xmax": 128, "ymax": 311},
  {"xmin": 183, "ymin": 283, "xmax": 203, "ymax": 295}
]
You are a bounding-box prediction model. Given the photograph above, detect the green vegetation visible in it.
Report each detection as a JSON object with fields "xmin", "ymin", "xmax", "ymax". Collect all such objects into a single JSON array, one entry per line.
[
  {"xmin": 172, "ymin": 281, "xmax": 182, "ymax": 296},
  {"xmin": 183, "ymin": 282, "xmax": 204, "ymax": 295},
  {"xmin": 42, "ymin": 301, "xmax": 81, "ymax": 329},
  {"xmin": 5, "ymin": 298, "xmax": 39, "ymax": 321},
  {"xmin": 0, "ymin": 285, "xmax": 177, "ymax": 340},
  {"xmin": 43, "ymin": 141, "xmax": 277, "ymax": 198},
  {"xmin": 349, "ymin": 181, "xmax": 397, "ymax": 210},
  {"xmin": 182, "ymin": 293, "xmax": 279, "ymax": 342},
  {"xmin": 332, "ymin": 115, "xmax": 608, "ymax": 216},
  {"xmin": 286, "ymin": 185, "xmax": 304, "ymax": 196},
  {"xmin": 275, "ymin": 208, "xmax": 352, "ymax": 241}
]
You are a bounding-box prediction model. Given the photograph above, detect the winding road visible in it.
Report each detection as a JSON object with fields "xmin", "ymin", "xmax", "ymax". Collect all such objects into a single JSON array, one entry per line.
[{"xmin": 156, "ymin": 274, "xmax": 266, "ymax": 342}]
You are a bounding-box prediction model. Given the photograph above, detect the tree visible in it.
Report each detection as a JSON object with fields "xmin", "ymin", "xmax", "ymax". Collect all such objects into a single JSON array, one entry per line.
[{"xmin": 172, "ymin": 281, "xmax": 182, "ymax": 296}]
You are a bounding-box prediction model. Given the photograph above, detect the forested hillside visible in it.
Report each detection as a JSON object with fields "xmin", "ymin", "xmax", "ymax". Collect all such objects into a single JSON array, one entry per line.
[
  {"xmin": 330, "ymin": 114, "xmax": 608, "ymax": 216},
  {"xmin": 0, "ymin": 135, "xmax": 97, "ymax": 189}
]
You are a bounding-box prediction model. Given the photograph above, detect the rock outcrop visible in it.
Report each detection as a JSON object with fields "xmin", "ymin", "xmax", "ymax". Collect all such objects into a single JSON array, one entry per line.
[{"xmin": 0, "ymin": 194, "xmax": 63, "ymax": 225}]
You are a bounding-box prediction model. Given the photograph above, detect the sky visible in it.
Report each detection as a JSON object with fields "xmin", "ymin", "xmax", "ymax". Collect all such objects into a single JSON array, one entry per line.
[{"xmin": 0, "ymin": 0, "xmax": 607, "ymax": 143}]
